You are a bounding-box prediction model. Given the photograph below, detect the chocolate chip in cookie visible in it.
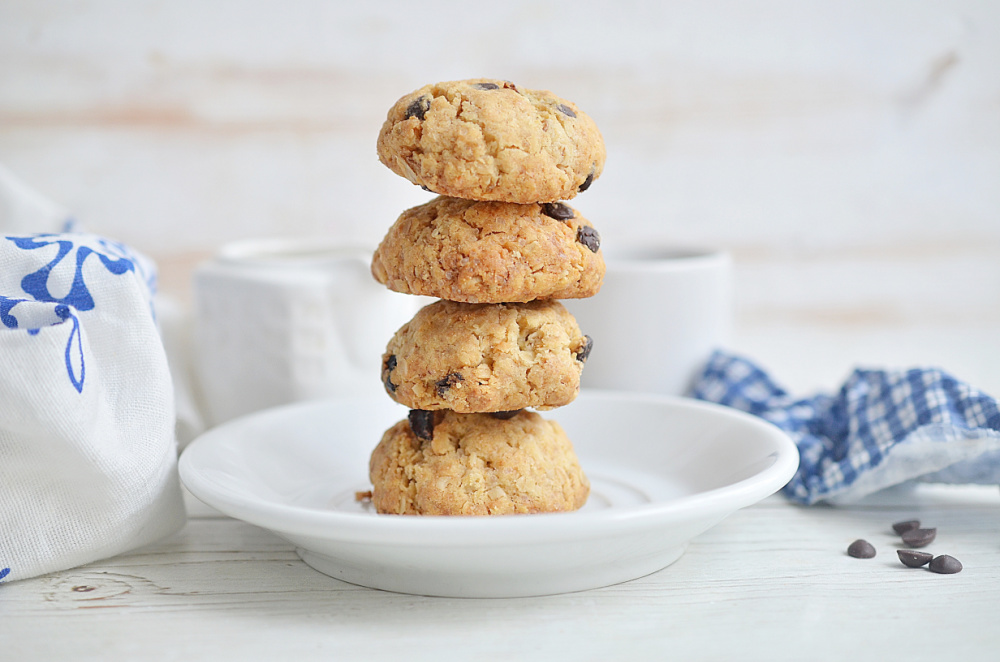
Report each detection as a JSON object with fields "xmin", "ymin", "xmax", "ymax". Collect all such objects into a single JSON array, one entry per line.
[
  {"xmin": 541, "ymin": 202, "xmax": 575, "ymax": 221},
  {"xmin": 576, "ymin": 226, "xmax": 601, "ymax": 253},
  {"xmin": 472, "ymin": 82, "xmax": 500, "ymax": 90},
  {"xmin": 408, "ymin": 409, "xmax": 435, "ymax": 442},
  {"xmin": 575, "ymin": 335, "xmax": 594, "ymax": 363},
  {"xmin": 490, "ymin": 410, "xmax": 522, "ymax": 420},
  {"xmin": 405, "ymin": 96, "xmax": 431, "ymax": 121},
  {"xmin": 579, "ymin": 169, "xmax": 595, "ymax": 193},
  {"xmin": 435, "ymin": 372, "xmax": 464, "ymax": 396},
  {"xmin": 556, "ymin": 103, "xmax": 577, "ymax": 118},
  {"xmin": 382, "ymin": 354, "xmax": 398, "ymax": 393}
]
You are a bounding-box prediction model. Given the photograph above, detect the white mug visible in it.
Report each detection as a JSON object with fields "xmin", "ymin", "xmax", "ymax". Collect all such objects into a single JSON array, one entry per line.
[
  {"xmin": 192, "ymin": 237, "xmax": 422, "ymax": 426},
  {"xmin": 563, "ymin": 247, "xmax": 732, "ymax": 397}
]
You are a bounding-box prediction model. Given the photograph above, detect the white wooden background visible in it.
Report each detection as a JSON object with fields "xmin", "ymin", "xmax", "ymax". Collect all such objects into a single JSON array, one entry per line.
[{"xmin": 1, "ymin": 0, "xmax": 999, "ymax": 395}]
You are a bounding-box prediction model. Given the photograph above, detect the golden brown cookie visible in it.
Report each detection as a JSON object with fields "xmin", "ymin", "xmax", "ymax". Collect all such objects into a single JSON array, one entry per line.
[
  {"xmin": 371, "ymin": 196, "xmax": 604, "ymax": 304},
  {"xmin": 376, "ymin": 78, "xmax": 605, "ymax": 203},
  {"xmin": 369, "ymin": 409, "xmax": 590, "ymax": 515},
  {"xmin": 382, "ymin": 299, "xmax": 593, "ymax": 413}
]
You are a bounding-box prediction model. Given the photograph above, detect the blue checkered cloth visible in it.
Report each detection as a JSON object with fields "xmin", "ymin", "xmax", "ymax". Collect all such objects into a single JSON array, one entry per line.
[{"xmin": 692, "ymin": 351, "xmax": 1000, "ymax": 505}]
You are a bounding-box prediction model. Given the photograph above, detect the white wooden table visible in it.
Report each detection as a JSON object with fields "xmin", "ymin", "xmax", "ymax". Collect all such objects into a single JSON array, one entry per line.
[{"xmin": 4, "ymin": 483, "xmax": 998, "ymax": 661}]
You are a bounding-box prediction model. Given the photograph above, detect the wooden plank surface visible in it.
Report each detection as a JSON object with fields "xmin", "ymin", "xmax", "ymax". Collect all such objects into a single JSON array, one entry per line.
[{"xmin": 3, "ymin": 488, "xmax": 999, "ymax": 661}]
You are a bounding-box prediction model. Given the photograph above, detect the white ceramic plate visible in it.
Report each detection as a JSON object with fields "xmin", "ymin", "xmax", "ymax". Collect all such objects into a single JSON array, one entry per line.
[{"xmin": 179, "ymin": 391, "xmax": 798, "ymax": 598}]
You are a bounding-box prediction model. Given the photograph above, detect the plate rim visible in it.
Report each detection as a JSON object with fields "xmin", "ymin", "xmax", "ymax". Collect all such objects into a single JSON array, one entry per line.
[{"xmin": 179, "ymin": 390, "xmax": 799, "ymax": 545}]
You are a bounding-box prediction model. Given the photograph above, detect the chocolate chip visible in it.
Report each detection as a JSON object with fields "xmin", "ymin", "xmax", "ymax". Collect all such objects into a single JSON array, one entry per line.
[
  {"xmin": 901, "ymin": 528, "xmax": 937, "ymax": 548},
  {"xmin": 490, "ymin": 410, "xmax": 521, "ymax": 420},
  {"xmin": 420, "ymin": 185, "xmax": 432, "ymax": 192},
  {"xmin": 472, "ymin": 82, "xmax": 500, "ymax": 90},
  {"xmin": 897, "ymin": 550, "xmax": 933, "ymax": 568},
  {"xmin": 892, "ymin": 519, "xmax": 920, "ymax": 535},
  {"xmin": 435, "ymin": 372, "xmax": 464, "ymax": 396},
  {"xmin": 576, "ymin": 226, "xmax": 600, "ymax": 252},
  {"xmin": 404, "ymin": 96, "xmax": 431, "ymax": 121},
  {"xmin": 408, "ymin": 409, "xmax": 435, "ymax": 441},
  {"xmin": 847, "ymin": 539, "xmax": 876, "ymax": 559},
  {"xmin": 382, "ymin": 355, "xmax": 397, "ymax": 393},
  {"xmin": 575, "ymin": 335, "xmax": 594, "ymax": 363},
  {"xmin": 541, "ymin": 202, "xmax": 574, "ymax": 221},
  {"xmin": 578, "ymin": 169, "xmax": 595, "ymax": 192},
  {"xmin": 928, "ymin": 554, "xmax": 963, "ymax": 574},
  {"xmin": 556, "ymin": 103, "xmax": 577, "ymax": 118}
]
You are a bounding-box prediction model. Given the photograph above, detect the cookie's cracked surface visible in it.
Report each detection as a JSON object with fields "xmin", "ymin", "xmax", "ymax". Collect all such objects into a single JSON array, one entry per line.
[
  {"xmin": 377, "ymin": 79, "xmax": 605, "ymax": 203},
  {"xmin": 369, "ymin": 409, "xmax": 590, "ymax": 515},
  {"xmin": 371, "ymin": 196, "xmax": 604, "ymax": 303},
  {"xmin": 382, "ymin": 299, "xmax": 592, "ymax": 413}
]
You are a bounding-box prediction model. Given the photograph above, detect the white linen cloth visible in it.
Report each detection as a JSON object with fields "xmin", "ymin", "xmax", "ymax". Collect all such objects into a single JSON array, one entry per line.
[{"xmin": 0, "ymin": 164, "xmax": 185, "ymax": 583}]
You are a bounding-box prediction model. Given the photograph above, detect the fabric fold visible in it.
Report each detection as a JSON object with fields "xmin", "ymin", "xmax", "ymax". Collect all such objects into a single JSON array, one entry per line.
[
  {"xmin": 692, "ymin": 351, "xmax": 1000, "ymax": 505},
  {"xmin": 1, "ymin": 166, "xmax": 185, "ymax": 583}
]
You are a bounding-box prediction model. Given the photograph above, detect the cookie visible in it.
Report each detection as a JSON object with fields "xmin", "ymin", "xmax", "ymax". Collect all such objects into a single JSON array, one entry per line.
[
  {"xmin": 371, "ymin": 196, "xmax": 604, "ymax": 304},
  {"xmin": 369, "ymin": 409, "xmax": 590, "ymax": 515},
  {"xmin": 376, "ymin": 79, "xmax": 605, "ymax": 203},
  {"xmin": 382, "ymin": 299, "xmax": 593, "ymax": 413}
]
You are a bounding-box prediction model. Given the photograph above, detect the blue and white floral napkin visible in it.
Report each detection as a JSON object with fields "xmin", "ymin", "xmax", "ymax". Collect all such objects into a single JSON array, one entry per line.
[
  {"xmin": 693, "ymin": 350, "xmax": 1000, "ymax": 505},
  {"xmin": 0, "ymin": 164, "xmax": 185, "ymax": 583}
]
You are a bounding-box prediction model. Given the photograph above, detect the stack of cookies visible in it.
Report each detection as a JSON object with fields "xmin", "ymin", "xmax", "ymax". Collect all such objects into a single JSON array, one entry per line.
[{"xmin": 366, "ymin": 79, "xmax": 606, "ymax": 516}]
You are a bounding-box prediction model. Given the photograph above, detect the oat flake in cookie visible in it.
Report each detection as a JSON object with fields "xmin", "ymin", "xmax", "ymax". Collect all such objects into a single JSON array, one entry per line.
[
  {"xmin": 376, "ymin": 78, "xmax": 605, "ymax": 203},
  {"xmin": 382, "ymin": 299, "xmax": 592, "ymax": 413},
  {"xmin": 371, "ymin": 196, "xmax": 605, "ymax": 304},
  {"xmin": 369, "ymin": 410, "xmax": 590, "ymax": 515}
]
